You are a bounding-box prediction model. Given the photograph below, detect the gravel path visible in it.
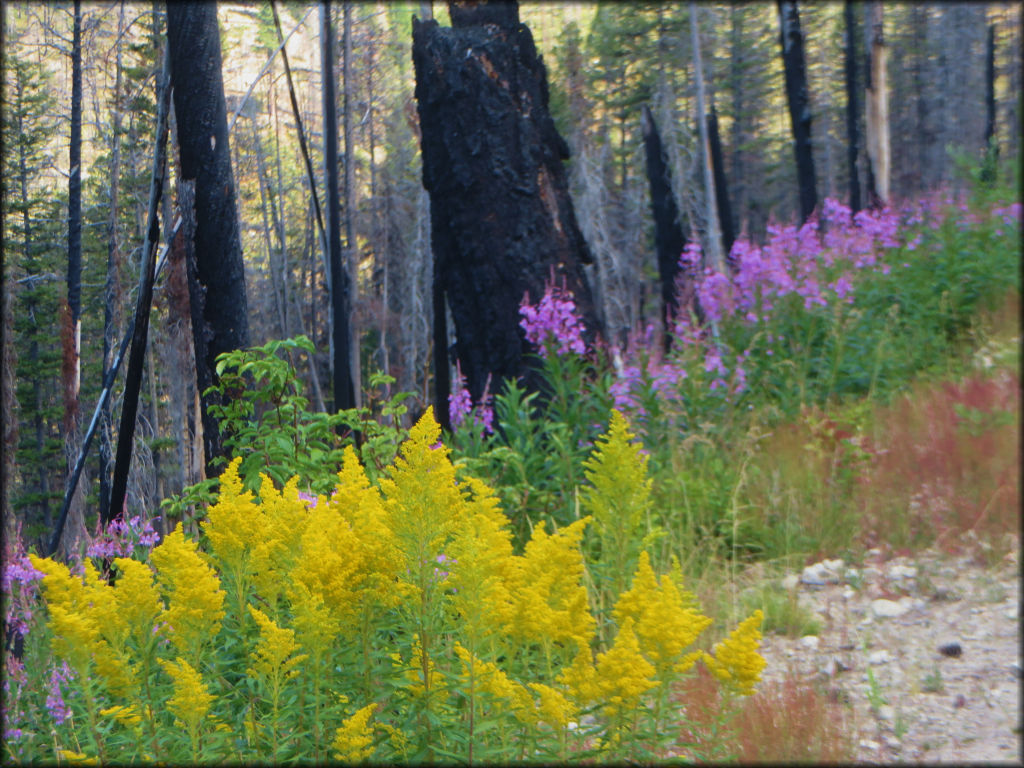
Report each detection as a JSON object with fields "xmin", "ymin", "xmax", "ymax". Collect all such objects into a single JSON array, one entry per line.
[{"xmin": 756, "ymin": 542, "xmax": 1021, "ymax": 763}]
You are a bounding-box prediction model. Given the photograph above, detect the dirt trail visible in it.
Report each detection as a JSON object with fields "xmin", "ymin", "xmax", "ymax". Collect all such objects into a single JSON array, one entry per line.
[{"xmin": 756, "ymin": 542, "xmax": 1021, "ymax": 762}]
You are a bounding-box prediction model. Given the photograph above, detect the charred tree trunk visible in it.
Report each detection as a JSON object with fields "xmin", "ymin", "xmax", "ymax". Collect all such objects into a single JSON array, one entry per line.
[
  {"xmin": 707, "ymin": 106, "xmax": 735, "ymax": 266},
  {"xmin": 640, "ymin": 104, "xmax": 687, "ymax": 342},
  {"xmin": 690, "ymin": 1, "xmax": 725, "ymax": 274},
  {"xmin": 864, "ymin": 1, "xmax": 890, "ymax": 208},
  {"xmin": 167, "ymin": 1, "xmax": 250, "ymax": 478},
  {"xmin": 777, "ymin": 0, "xmax": 818, "ymax": 225},
  {"xmin": 412, "ymin": 0, "xmax": 599, "ymax": 407},
  {"xmin": 61, "ymin": 0, "xmax": 86, "ymax": 558},
  {"xmin": 844, "ymin": 0, "xmax": 862, "ymax": 214},
  {"xmin": 320, "ymin": 1, "xmax": 356, "ymax": 415},
  {"xmin": 342, "ymin": 1, "xmax": 361, "ymax": 408},
  {"xmin": 100, "ymin": 1, "xmax": 126, "ymax": 524},
  {"xmin": 982, "ymin": 23, "xmax": 998, "ymax": 183}
]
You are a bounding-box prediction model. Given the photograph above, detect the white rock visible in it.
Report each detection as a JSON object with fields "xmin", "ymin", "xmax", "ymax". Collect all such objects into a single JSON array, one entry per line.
[
  {"xmin": 869, "ymin": 649, "xmax": 893, "ymax": 665},
  {"xmin": 887, "ymin": 564, "xmax": 918, "ymax": 580},
  {"xmin": 781, "ymin": 573, "xmax": 800, "ymax": 591},
  {"xmin": 842, "ymin": 586, "xmax": 857, "ymax": 599},
  {"xmin": 824, "ymin": 557, "xmax": 845, "ymax": 573},
  {"xmin": 882, "ymin": 734, "xmax": 903, "ymax": 750},
  {"xmin": 800, "ymin": 635, "xmax": 821, "ymax": 650},
  {"xmin": 802, "ymin": 560, "xmax": 844, "ymax": 585},
  {"xmin": 1004, "ymin": 603, "xmax": 1019, "ymax": 620},
  {"xmin": 877, "ymin": 704, "xmax": 895, "ymax": 721},
  {"xmin": 871, "ymin": 598, "xmax": 910, "ymax": 618},
  {"xmin": 859, "ymin": 739, "xmax": 881, "ymax": 751}
]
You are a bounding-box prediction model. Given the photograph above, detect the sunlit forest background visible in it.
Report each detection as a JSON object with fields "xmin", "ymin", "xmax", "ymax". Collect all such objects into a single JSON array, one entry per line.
[{"xmin": 2, "ymin": 1, "xmax": 1020, "ymax": 548}]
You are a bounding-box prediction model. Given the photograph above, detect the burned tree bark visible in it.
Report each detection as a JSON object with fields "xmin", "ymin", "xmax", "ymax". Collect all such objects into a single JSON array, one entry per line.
[
  {"xmin": 844, "ymin": 0, "xmax": 862, "ymax": 214},
  {"xmin": 166, "ymin": 1, "xmax": 250, "ymax": 478},
  {"xmin": 982, "ymin": 23, "xmax": 998, "ymax": 183},
  {"xmin": 640, "ymin": 104, "xmax": 687, "ymax": 341},
  {"xmin": 412, "ymin": 1, "xmax": 599, "ymax": 410},
  {"xmin": 864, "ymin": 1, "xmax": 890, "ymax": 208},
  {"xmin": 777, "ymin": 0, "xmax": 818, "ymax": 225},
  {"xmin": 707, "ymin": 107, "xmax": 735, "ymax": 266}
]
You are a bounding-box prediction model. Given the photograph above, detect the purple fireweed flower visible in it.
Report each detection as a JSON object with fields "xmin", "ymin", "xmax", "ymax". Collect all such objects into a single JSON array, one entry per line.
[
  {"xmin": 297, "ymin": 491, "xmax": 319, "ymax": 509},
  {"xmin": 830, "ymin": 275, "xmax": 855, "ymax": 303},
  {"xmin": 519, "ymin": 281, "xmax": 587, "ymax": 358},
  {"xmin": 87, "ymin": 514, "xmax": 159, "ymax": 559},
  {"xmin": 448, "ymin": 362, "xmax": 473, "ymax": 429},
  {"xmin": 46, "ymin": 663, "xmax": 73, "ymax": 726}
]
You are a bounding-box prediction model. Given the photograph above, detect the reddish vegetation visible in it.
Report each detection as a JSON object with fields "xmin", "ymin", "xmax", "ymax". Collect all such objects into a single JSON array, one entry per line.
[
  {"xmin": 859, "ymin": 367, "xmax": 1020, "ymax": 557},
  {"xmin": 672, "ymin": 664, "xmax": 854, "ymax": 762}
]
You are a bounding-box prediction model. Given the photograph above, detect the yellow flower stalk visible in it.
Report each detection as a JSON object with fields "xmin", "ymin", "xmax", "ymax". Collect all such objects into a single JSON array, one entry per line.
[
  {"xmin": 557, "ymin": 642, "xmax": 600, "ymax": 708},
  {"xmin": 504, "ymin": 516, "xmax": 594, "ymax": 649},
  {"xmin": 702, "ymin": 609, "xmax": 767, "ymax": 696},
  {"xmin": 455, "ymin": 643, "xmax": 534, "ymax": 724},
  {"xmin": 99, "ymin": 704, "xmax": 142, "ymax": 727},
  {"xmin": 150, "ymin": 524, "xmax": 225, "ymax": 663},
  {"xmin": 582, "ymin": 410, "xmax": 653, "ymax": 533},
  {"xmin": 111, "ymin": 558, "xmax": 162, "ymax": 650},
  {"xmin": 594, "ymin": 618, "xmax": 659, "ymax": 719},
  {"xmin": 252, "ymin": 473, "xmax": 309, "ymax": 609},
  {"xmin": 613, "ymin": 551, "xmax": 712, "ymax": 675},
  {"xmin": 202, "ymin": 457, "xmax": 264, "ymax": 599},
  {"xmin": 529, "ymin": 682, "xmax": 576, "ymax": 730},
  {"xmin": 379, "ymin": 408, "xmax": 465, "ymax": 581},
  {"xmin": 447, "ymin": 476, "xmax": 515, "ymax": 646},
  {"xmin": 158, "ymin": 657, "xmax": 214, "ymax": 758},
  {"xmin": 56, "ymin": 749, "xmax": 98, "ymax": 765},
  {"xmin": 332, "ymin": 703, "xmax": 376, "ymax": 762},
  {"xmin": 247, "ymin": 605, "xmax": 308, "ymax": 685}
]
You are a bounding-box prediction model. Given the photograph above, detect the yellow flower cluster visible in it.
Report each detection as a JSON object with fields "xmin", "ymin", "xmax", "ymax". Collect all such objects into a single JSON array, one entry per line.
[
  {"xmin": 593, "ymin": 618, "xmax": 659, "ymax": 719},
  {"xmin": 158, "ymin": 656, "xmax": 214, "ymax": 734},
  {"xmin": 613, "ymin": 551, "xmax": 711, "ymax": 675},
  {"xmin": 582, "ymin": 410, "xmax": 652, "ymax": 539},
  {"xmin": 247, "ymin": 605, "xmax": 308, "ymax": 684},
  {"xmin": 455, "ymin": 643, "xmax": 534, "ymax": 724},
  {"xmin": 333, "ymin": 703, "xmax": 377, "ymax": 762},
  {"xmin": 702, "ymin": 609, "xmax": 767, "ymax": 696},
  {"xmin": 150, "ymin": 524, "xmax": 225, "ymax": 661},
  {"xmin": 502, "ymin": 516, "xmax": 595, "ymax": 649},
  {"xmin": 99, "ymin": 704, "xmax": 142, "ymax": 728},
  {"xmin": 28, "ymin": 556, "xmax": 146, "ymax": 696}
]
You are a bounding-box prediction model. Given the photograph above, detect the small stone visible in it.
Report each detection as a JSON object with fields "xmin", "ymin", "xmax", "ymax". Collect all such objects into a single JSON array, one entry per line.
[
  {"xmin": 1004, "ymin": 603, "xmax": 1019, "ymax": 620},
  {"xmin": 1010, "ymin": 661, "xmax": 1021, "ymax": 679},
  {"xmin": 802, "ymin": 559, "xmax": 843, "ymax": 585},
  {"xmin": 877, "ymin": 704, "xmax": 895, "ymax": 721},
  {"xmin": 869, "ymin": 650, "xmax": 892, "ymax": 665},
  {"xmin": 859, "ymin": 739, "xmax": 881, "ymax": 751},
  {"xmin": 938, "ymin": 642, "xmax": 963, "ymax": 658},
  {"xmin": 842, "ymin": 586, "xmax": 856, "ymax": 599},
  {"xmin": 800, "ymin": 635, "xmax": 820, "ymax": 650},
  {"xmin": 887, "ymin": 563, "xmax": 918, "ymax": 580},
  {"xmin": 871, "ymin": 598, "xmax": 909, "ymax": 618},
  {"xmin": 953, "ymin": 693, "xmax": 967, "ymax": 708},
  {"xmin": 882, "ymin": 734, "xmax": 902, "ymax": 750},
  {"xmin": 781, "ymin": 573, "xmax": 800, "ymax": 591}
]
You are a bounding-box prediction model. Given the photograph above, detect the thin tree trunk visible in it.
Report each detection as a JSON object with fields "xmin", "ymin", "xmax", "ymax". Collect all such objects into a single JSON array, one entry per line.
[
  {"xmin": 61, "ymin": 0, "xmax": 86, "ymax": 558},
  {"xmin": 100, "ymin": 0, "xmax": 126, "ymax": 524},
  {"xmin": 321, "ymin": 1, "xmax": 356, "ymax": 414},
  {"xmin": 844, "ymin": 0, "xmax": 862, "ymax": 213},
  {"xmin": 982, "ymin": 23, "xmax": 998, "ymax": 181},
  {"xmin": 342, "ymin": 1, "xmax": 362, "ymax": 407},
  {"xmin": 106, "ymin": 50, "xmax": 172, "ymax": 529},
  {"xmin": 777, "ymin": 0, "xmax": 818, "ymax": 225},
  {"xmin": 707, "ymin": 106, "xmax": 735, "ymax": 264},
  {"xmin": 690, "ymin": 2, "xmax": 725, "ymax": 273},
  {"xmin": 864, "ymin": 1, "xmax": 889, "ymax": 208}
]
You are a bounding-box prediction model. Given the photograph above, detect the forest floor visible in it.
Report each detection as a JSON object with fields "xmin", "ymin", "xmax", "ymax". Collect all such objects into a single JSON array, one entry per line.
[{"xmin": 752, "ymin": 540, "xmax": 1021, "ymax": 763}]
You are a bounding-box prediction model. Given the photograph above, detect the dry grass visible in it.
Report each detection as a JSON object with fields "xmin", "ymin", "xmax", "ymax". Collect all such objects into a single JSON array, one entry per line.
[
  {"xmin": 671, "ymin": 664, "xmax": 856, "ymax": 763},
  {"xmin": 858, "ymin": 366, "xmax": 1020, "ymax": 559}
]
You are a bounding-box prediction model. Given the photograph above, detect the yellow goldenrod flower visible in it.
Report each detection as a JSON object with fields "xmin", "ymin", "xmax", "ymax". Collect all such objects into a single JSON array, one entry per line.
[
  {"xmin": 557, "ymin": 642, "xmax": 600, "ymax": 708},
  {"xmin": 247, "ymin": 605, "xmax": 308, "ymax": 684},
  {"xmin": 286, "ymin": 580, "xmax": 339, "ymax": 660},
  {"xmin": 613, "ymin": 551, "xmax": 712, "ymax": 675},
  {"xmin": 447, "ymin": 476, "xmax": 515, "ymax": 646},
  {"xmin": 292, "ymin": 503, "xmax": 368, "ymax": 626},
  {"xmin": 57, "ymin": 749, "xmax": 98, "ymax": 764},
  {"xmin": 150, "ymin": 524, "xmax": 226, "ymax": 661},
  {"xmin": 582, "ymin": 410, "xmax": 652, "ymax": 534},
  {"xmin": 202, "ymin": 457, "xmax": 264, "ymax": 596},
  {"xmin": 529, "ymin": 682, "xmax": 576, "ymax": 730},
  {"xmin": 111, "ymin": 558, "xmax": 162, "ymax": 648},
  {"xmin": 379, "ymin": 408, "xmax": 465, "ymax": 581},
  {"xmin": 158, "ymin": 656, "xmax": 214, "ymax": 735},
  {"xmin": 702, "ymin": 609, "xmax": 767, "ymax": 696},
  {"xmin": 504, "ymin": 517, "xmax": 594, "ymax": 649},
  {"xmin": 99, "ymin": 704, "xmax": 142, "ymax": 727},
  {"xmin": 332, "ymin": 703, "xmax": 376, "ymax": 762},
  {"xmin": 594, "ymin": 618, "xmax": 659, "ymax": 719},
  {"xmin": 454, "ymin": 643, "xmax": 534, "ymax": 724}
]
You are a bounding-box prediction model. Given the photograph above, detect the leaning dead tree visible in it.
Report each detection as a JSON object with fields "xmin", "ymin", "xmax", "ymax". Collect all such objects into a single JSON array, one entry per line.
[{"xmin": 412, "ymin": 0, "xmax": 600, "ymax": 417}]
